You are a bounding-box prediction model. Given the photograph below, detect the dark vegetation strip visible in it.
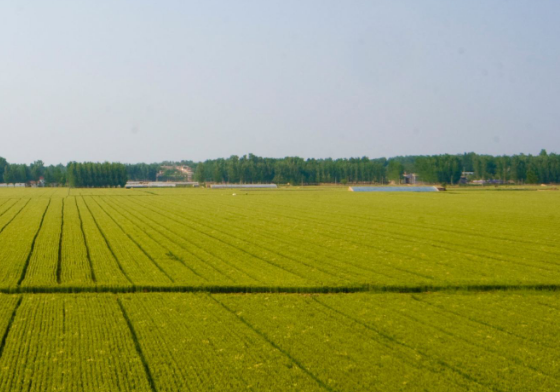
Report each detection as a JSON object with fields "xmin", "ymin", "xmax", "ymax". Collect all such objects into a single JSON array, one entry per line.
[
  {"xmin": 270, "ymin": 199, "xmax": 560, "ymax": 268},
  {"xmin": 124, "ymin": 197, "xmax": 294, "ymax": 282},
  {"xmin": 218, "ymin": 198, "xmax": 556, "ymax": 276},
  {"xmin": 117, "ymin": 298, "xmax": 158, "ymax": 392},
  {"xmin": 0, "ymin": 296, "xmax": 22, "ymax": 363},
  {"xmin": 0, "ymin": 199, "xmax": 31, "ymax": 236},
  {"xmin": 314, "ymin": 197, "xmax": 559, "ymax": 250},
  {"xmin": 17, "ymin": 199, "xmax": 51, "ymax": 286},
  {"xmin": 90, "ymin": 197, "xmax": 175, "ymax": 283},
  {"xmin": 108, "ymin": 197, "xmax": 255, "ymax": 283},
  {"xmin": 310, "ymin": 296, "xmax": 490, "ymax": 390},
  {"xmin": 395, "ymin": 296, "xmax": 559, "ymax": 382},
  {"xmin": 264, "ymin": 196, "xmax": 560, "ymax": 253},
  {"xmin": 101, "ymin": 196, "xmax": 230, "ymax": 281},
  {"xmin": 208, "ymin": 294, "xmax": 334, "ymax": 392},
  {"xmin": 1, "ymin": 283, "xmax": 560, "ymax": 294},
  {"xmin": 165, "ymin": 198, "xmax": 403, "ymax": 281},
  {"xmin": 97, "ymin": 197, "xmax": 208, "ymax": 282},
  {"xmin": 179, "ymin": 197, "xmax": 438, "ymax": 281},
  {"xmin": 0, "ymin": 199, "xmax": 17, "ymax": 218},
  {"xmin": 56, "ymin": 198, "xmax": 64, "ymax": 284},
  {"xmin": 139, "ymin": 197, "xmax": 357, "ymax": 283},
  {"xmin": 127, "ymin": 197, "xmax": 340, "ymax": 283},
  {"xmin": 304, "ymin": 301, "xmax": 474, "ymax": 391},
  {"xmin": 112, "ymin": 196, "xmax": 248, "ymax": 282},
  {"xmin": 81, "ymin": 196, "xmax": 133, "ymax": 285},
  {"xmin": 75, "ymin": 197, "xmax": 96, "ymax": 282},
  {"xmin": 410, "ymin": 294, "xmax": 560, "ymax": 354}
]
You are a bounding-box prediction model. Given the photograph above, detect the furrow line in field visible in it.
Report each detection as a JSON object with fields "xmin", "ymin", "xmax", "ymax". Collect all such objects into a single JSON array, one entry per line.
[
  {"xmin": 17, "ymin": 198, "xmax": 51, "ymax": 286},
  {"xmin": 535, "ymin": 301, "xmax": 560, "ymax": 312},
  {"xmin": 309, "ymin": 296, "xmax": 489, "ymax": 391},
  {"xmin": 411, "ymin": 295, "xmax": 560, "ymax": 352},
  {"xmin": 208, "ymin": 294, "xmax": 334, "ymax": 392},
  {"xmin": 168, "ymin": 199, "xmax": 448, "ymax": 279},
  {"xmin": 159, "ymin": 198, "xmax": 403, "ymax": 282},
  {"xmin": 80, "ymin": 196, "xmax": 133, "ymax": 285},
  {"xmin": 125, "ymin": 197, "xmax": 322, "ymax": 284},
  {"xmin": 142, "ymin": 201, "xmax": 443, "ymax": 282},
  {"xmin": 116, "ymin": 298, "xmax": 158, "ymax": 392},
  {"xmin": 105, "ymin": 197, "xmax": 250, "ymax": 284},
  {"xmin": 297, "ymin": 200, "xmax": 560, "ymax": 264},
  {"xmin": 96, "ymin": 198, "xmax": 209, "ymax": 282},
  {"xmin": 129, "ymin": 197, "xmax": 353, "ymax": 284},
  {"xmin": 56, "ymin": 198, "xmax": 64, "ymax": 284},
  {"xmin": 389, "ymin": 296, "xmax": 560, "ymax": 382},
  {"xmin": 441, "ymin": 296, "xmax": 560, "ymax": 330},
  {"xmin": 271, "ymin": 198, "xmax": 560, "ymax": 253},
  {"xmin": 185, "ymin": 198, "xmax": 461, "ymax": 279},
  {"xmin": 0, "ymin": 297, "xmax": 22, "ymax": 364},
  {"xmin": 113, "ymin": 197, "xmax": 265, "ymax": 284},
  {"xmin": 221, "ymin": 200, "xmax": 560, "ymax": 275},
  {"xmin": 148, "ymin": 197, "xmax": 398, "ymax": 283},
  {"xmin": 2, "ymin": 283, "xmax": 560, "ymax": 294},
  {"xmin": 120, "ymin": 298, "xmax": 193, "ymax": 391},
  {"xmin": 0, "ymin": 199, "xmax": 31, "ymax": 236},
  {"xmin": 90, "ymin": 197, "xmax": 176, "ymax": 284},
  {"xmin": 84, "ymin": 196, "xmax": 170, "ymax": 285},
  {"xmin": 75, "ymin": 197, "xmax": 97, "ymax": 282},
  {"xmin": 0, "ymin": 199, "xmax": 17, "ymax": 218},
  {"xmin": 101, "ymin": 200, "xmax": 228, "ymax": 282},
  {"xmin": 239, "ymin": 197, "xmax": 553, "ymax": 257}
]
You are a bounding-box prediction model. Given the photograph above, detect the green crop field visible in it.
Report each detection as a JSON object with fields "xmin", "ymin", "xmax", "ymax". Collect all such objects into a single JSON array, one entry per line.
[{"xmin": 0, "ymin": 187, "xmax": 559, "ymax": 390}]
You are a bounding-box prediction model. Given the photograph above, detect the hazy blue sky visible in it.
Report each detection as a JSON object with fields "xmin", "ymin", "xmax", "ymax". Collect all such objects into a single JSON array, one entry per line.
[{"xmin": 1, "ymin": 1, "xmax": 559, "ymax": 164}]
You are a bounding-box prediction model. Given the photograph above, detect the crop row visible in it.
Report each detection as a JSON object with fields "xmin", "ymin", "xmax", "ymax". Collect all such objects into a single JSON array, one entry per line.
[
  {"xmin": 0, "ymin": 294, "xmax": 151, "ymax": 391},
  {"xmin": 0, "ymin": 189, "xmax": 559, "ymax": 290},
  {"xmin": 107, "ymin": 191, "xmax": 560, "ymax": 287},
  {"xmin": 0, "ymin": 292, "xmax": 559, "ymax": 391},
  {"xmin": 145, "ymin": 190, "xmax": 560, "ymax": 285}
]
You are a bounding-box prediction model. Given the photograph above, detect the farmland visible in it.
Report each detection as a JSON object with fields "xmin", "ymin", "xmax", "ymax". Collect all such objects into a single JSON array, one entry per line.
[
  {"xmin": 0, "ymin": 187, "xmax": 559, "ymax": 291},
  {"xmin": 0, "ymin": 292, "xmax": 559, "ymax": 391},
  {"xmin": 0, "ymin": 187, "xmax": 559, "ymax": 390}
]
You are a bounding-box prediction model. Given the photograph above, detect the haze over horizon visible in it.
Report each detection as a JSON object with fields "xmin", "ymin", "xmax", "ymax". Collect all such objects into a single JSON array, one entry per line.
[{"xmin": 1, "ymin": 1, "xmax": 559, "ymax": 166}]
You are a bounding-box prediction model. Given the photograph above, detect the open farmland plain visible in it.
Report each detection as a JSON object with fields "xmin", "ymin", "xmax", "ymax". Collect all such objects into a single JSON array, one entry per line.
[{"xmin": 0, "ymin": 187, "xmax": 559, "ymax": 391}]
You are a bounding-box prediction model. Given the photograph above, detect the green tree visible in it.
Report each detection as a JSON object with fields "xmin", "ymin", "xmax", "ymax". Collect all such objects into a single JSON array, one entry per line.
[
  {"xmin": 29, "ymin": 160, "xmax": 45, "ymax": 181},
  {"xmin": 387, "ymin": 160, "xmax": 404, "ymax": 183},
  {"xmin": 0, "ymin": 157, "xmax": 7, "ymax": 183},
  {"xmin": 3, "ymin": 165, "xmax": 14, "ymax": 183},
  {"xmin": 195, "ymin": 162, "xmax": 205, "ymax": 183}
]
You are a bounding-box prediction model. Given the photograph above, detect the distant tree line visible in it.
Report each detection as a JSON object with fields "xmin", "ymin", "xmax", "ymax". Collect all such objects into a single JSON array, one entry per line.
[
  {"xmin": 401, "ymin": 150, "xmax": 560, "ymax": 184},
  {"xmin": 0, "ymin": 158, "xmax": 128, "ymax": 187},
  {"xmin": 194, "ymin": 155, "xmax": 387, "ymax": 185},
  {"xmin": 193, "ymin": 150, "xmax": 560, "ymax": 185},
  {"xmin": 0, "ymin": 159, "xmax": 67, "ymax": 185},
  {"xmin": 125, "ymin": 163, "xmax": 160, "ymax": 181},
  {"xmin": 67, "ymin": 162, "xmax": 127, "ymax": 188},
  {"xmin": 125, "ymin": 160, "xmax": 196, "ymax": 181},
  {"xmin": 1, "ymin": 151, "xmax": 559, "ymax": 186}
]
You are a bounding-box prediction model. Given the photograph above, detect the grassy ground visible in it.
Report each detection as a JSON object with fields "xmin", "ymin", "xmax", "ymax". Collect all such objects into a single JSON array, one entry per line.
[{"xmin": 0, "ymin": 187, "xmax": 558, "ymax": 390}]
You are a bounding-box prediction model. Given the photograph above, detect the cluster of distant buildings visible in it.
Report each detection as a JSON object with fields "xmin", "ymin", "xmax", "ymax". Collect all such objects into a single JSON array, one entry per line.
[
  {"xmin": 156, "ymin": 165, "xmax": 193, "ymax": 181},
  {"xmin": 209, "ymin": 184, "xmax": 278, "ymax": 189},
  {"xmin": 400, "ymin": 172, "xmax": 506, "ymax": 185},
  {"xmin": 0, "ymin": 178, "xmax": 46, "ymax": 188},
  {"xmin": 0, "ymin": 183, "xmax": 26, "ymax": 188},
  {"xmin": 460, "ymin": 172, "xmax": 506, "ymax": 185},
  {"xmin": 125, "ymin": 181, "xmax": 279, "ymax": 189},
  {"xmin": 125, "ymin": 181, "xmax": 199, "ymax": 188}
]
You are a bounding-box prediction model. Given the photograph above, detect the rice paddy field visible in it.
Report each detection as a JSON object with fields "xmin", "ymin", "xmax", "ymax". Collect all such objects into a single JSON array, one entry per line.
[{"xmin": 0, "ymin": 187, "xmax": 559, "ymax": 391}]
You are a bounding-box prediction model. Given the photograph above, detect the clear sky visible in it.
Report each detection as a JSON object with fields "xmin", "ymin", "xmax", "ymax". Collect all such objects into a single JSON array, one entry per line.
[{"xmin": 1, "ymin": 1, "xmax": 559, "ymax": 165}]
